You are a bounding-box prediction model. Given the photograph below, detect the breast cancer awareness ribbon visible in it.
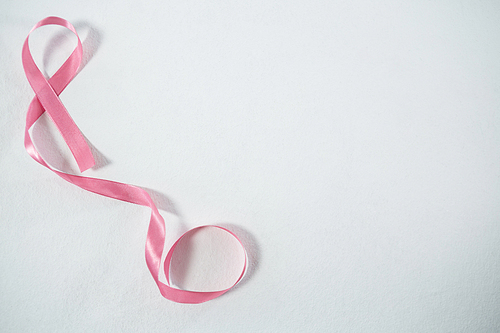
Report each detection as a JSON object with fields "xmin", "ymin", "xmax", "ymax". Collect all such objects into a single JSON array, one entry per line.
[{"xmin": 22, "ymin": 16, "xmax": 246, "ymax": 304}]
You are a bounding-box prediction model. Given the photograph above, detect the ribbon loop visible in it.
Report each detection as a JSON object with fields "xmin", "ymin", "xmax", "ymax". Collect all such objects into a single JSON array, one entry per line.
[
  {"xmin": 22, "ymin": 16, "xmax": 93, "ymax": 172},
  {"xmin": 22, "ymin": 17, "xmax": 246, "ymax": 304}
]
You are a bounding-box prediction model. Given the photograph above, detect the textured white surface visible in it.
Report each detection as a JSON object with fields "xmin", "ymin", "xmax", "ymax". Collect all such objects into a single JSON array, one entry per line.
[{"xmin": 1, "ymin": 1, "xmax": 500, "ymax": 332}]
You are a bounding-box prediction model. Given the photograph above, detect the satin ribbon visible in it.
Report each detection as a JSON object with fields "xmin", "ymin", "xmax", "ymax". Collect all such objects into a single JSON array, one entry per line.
[{"xmin": 22, "ymin": 16, "xmax": 246, "ymax": 304}]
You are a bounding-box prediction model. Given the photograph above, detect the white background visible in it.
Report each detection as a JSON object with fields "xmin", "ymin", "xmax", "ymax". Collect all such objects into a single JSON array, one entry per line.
[{"xmin": 1, "ymin": 1, "xmax": 500, "ymax": 332}]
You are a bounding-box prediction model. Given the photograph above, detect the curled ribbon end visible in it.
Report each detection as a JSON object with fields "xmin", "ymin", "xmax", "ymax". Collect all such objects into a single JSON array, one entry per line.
[
  {"xmin": 80, "ymin": 166, "xmax": 93, "ymax": 172},
  {"xmin": 78, "ymin": 159, "xmax": 95, "ymax": 173}
]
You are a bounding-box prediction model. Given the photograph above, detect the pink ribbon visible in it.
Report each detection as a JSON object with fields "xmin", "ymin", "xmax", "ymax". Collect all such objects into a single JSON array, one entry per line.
[{"xmin": 22, "ymin": 16, "xmax": 246, "ymax": 304}]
